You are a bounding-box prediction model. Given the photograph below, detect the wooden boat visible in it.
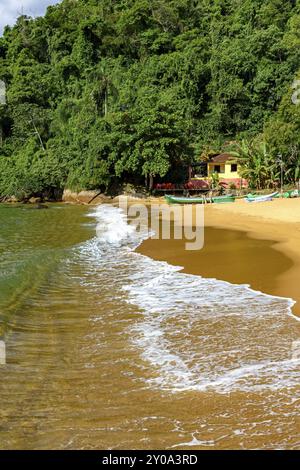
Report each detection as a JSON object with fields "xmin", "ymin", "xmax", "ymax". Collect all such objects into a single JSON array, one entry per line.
[
  {"xmin": 212, "ymin": 195, "xmax": 236, "ymax": 204},
  {"xmin": 165, "ymin": 195, "xmax": 207, "ymax": 204},
  {"xmin": 245, "ymin": 192, "xmax": 279, "ymax": 203},
  {"xmin": 165, "ymin": 195, "xmax": 235, "ymax": 204},
  {"xmin": 274, "ymin": 190, "xmax": 299, "ymax": 198}
]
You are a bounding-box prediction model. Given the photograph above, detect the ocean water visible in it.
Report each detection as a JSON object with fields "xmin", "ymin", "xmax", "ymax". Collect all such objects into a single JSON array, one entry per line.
[{"xmin": 0, "ymin": 203, "xmax": 299, "ymax": 449}]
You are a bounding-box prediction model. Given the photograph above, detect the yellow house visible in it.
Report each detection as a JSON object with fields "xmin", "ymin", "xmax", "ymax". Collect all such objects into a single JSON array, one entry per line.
[{"xmin": 191, "ymin": 153, "xmax": 248, "ymax": 189}]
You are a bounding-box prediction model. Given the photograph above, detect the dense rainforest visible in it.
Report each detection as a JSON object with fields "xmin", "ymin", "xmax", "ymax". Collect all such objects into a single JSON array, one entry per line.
[{"xmin": 0, "ymin": 0, "xmax": 299, "ymax": 198}]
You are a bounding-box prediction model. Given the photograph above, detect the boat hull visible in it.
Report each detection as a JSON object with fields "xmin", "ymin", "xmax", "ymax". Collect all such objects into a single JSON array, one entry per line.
[
  {"xmin": 165, "ymin": 195, "xmax": 206, "ymax": 204},
  {"xmin": 165, "ymin": 195, "xmax": 235, "ymax": 204},
  {"xmin": 245, "ymin": 192, "xmax": 279, "ymax": 203},
  {"xmin": 212, "ymin": 196, "xmax": 236, "ymax": 204},
  {"xmin": 274, "ymin": 190, "xmax": 300, "ymax": 198}
]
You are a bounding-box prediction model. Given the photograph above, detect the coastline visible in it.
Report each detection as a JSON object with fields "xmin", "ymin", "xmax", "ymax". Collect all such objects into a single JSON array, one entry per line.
[
  {"xmin": 137, "ymin": 198, "xmax": 300, "ymax": 318},
  {"xmin": 1, "ymin": 199, "xmax": 300, "ymax": 449},
  {"xmin": 4, "ymin": 195, "xmax": 300, "ymax": 316}
]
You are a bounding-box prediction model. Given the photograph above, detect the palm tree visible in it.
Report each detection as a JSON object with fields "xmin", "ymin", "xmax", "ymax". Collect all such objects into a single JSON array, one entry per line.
[
  {"xmin": 229, "ymin": 137, "xmax": 278, "ymax": 189},
  {"xmin": 284, "ymin": 145, "xmax": 300, "ymax": 188},
  {"xmin": 90, "ymin": 64, "xmax": 118, "ymax": 117},
  {"xmin": 209, "ymin": 171, "xmax": 220, "ymax": 190}
]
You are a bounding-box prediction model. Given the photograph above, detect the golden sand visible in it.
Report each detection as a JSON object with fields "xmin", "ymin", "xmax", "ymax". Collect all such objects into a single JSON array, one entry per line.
[{"xmin": 138, "ymin": 197, "xmax": 300, "ymax": 317}]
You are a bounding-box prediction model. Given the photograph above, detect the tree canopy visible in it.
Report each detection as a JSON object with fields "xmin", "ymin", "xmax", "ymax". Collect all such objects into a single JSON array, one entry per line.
[{"xmin": 0, "ymin": 0, "xmax": 299, "ymax": 197}]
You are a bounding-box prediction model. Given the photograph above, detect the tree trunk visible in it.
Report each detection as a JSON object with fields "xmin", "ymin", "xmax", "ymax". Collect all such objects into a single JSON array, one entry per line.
[
  {"xmin": 149, "ymin": 175, "xmax": 154, "ymax": 191},
  {"xmin": 31, "ymin": 117, "xmax": 45, "ymax": 152}
]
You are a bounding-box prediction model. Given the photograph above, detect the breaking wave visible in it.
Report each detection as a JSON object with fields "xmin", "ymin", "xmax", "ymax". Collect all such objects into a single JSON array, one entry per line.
[{"xmin": 81, "ymin": 204, "xmax": 300, "ymax": 395}]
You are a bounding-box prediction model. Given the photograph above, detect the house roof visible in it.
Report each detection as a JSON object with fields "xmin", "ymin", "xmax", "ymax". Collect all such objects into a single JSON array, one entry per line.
[{"xmin": 209, "ymin": 153, "xmax": 236, "ymax": 163}]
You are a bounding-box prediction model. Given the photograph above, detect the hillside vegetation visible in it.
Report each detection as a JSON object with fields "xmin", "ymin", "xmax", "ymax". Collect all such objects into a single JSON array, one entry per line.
[{"xmin": 0, "ymin": 0, "xmax": 299, "ymax": 198}]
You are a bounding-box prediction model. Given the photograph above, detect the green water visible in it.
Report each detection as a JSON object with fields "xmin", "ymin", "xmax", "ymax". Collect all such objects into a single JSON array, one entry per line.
[{"xmin": 0, "ymin": 203, "xmax": 91, "ymax": 339}]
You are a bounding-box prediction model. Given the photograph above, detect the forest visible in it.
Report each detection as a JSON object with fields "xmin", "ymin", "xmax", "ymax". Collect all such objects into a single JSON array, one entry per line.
[{"xmin": 0, "ymin": 0, "xmax": 299, "ymax": 198}]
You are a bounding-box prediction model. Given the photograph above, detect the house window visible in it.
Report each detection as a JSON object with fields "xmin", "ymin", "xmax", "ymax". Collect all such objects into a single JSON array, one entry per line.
[
  {"xmin": 214, "ymin": 165, "xmax": 221, "ymax": 174},
  {"xmin": 231, "ymin": 164, "xmax": 238, "ymax": 173}
]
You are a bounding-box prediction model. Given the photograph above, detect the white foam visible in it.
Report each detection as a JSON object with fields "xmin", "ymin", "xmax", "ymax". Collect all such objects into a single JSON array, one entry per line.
[
  {"xmin": 82, "ymin": 205, "xmax": 300, "ymax": 395},
  {"xmin": 171, "ymin": 434, "xmax": 215, "ymax": 448},
  {"xmin": 93, "ymin": 205, "xmax": 137, "ymax": 246}
]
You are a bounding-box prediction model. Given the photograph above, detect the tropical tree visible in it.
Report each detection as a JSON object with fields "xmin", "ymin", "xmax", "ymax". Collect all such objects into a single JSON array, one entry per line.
[
  {"xmin": 229, "ymin": 138, "xmax": 278, "ymax": 189},
  {"xmin": 0, "ymin": 0, "xmax": 299, "ymax": 198}
]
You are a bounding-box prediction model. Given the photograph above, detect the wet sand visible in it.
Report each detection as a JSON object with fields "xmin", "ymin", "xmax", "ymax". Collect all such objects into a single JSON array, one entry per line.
[
  {"xmin": 138, "ymin": 198, "xmax": 300, "ymax": 317},
  {"xmin": 1, "ymin": 202, "xmax": 299, "ymax": 450}
]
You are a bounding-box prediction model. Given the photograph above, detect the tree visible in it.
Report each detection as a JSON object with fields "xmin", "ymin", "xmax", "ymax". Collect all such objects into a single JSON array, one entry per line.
[
  {"xmin": 230, "ymin": 137, "xmax": 279, "ymax": 189},
  {"xmin": 0, "ymin": 0, "xmax": 299, "ymax": 198}
]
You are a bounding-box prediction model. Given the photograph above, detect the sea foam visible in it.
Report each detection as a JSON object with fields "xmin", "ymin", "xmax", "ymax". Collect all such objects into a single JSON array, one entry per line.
[{"xmin": 83, "ymin": 204, "xmax": 300, "ymax": 395}]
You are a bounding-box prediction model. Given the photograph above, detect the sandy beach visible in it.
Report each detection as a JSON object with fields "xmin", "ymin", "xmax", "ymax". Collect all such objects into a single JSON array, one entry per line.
[
  {"xmin": 138, "ymin": 197, "xmax": 300, "ymax": 317},
  {"xmin": 1, "ymin": 201, "xmax": 299, "ymax": 450}
]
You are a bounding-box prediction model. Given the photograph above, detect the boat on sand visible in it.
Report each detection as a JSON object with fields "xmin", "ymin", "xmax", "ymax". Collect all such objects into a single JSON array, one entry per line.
[
  {"xmin": 245, "ymin": 192, "xmax": 278, "ymax": 203},
  {"xmin": 165, "ymin": 195, "xmax": 236, "ymax": 204}
]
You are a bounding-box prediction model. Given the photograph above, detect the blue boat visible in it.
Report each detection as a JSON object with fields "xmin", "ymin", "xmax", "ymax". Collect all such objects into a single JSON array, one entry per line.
[{"xmin": 245, "ymin": 192, "xmax": 279, "ymax": 203}]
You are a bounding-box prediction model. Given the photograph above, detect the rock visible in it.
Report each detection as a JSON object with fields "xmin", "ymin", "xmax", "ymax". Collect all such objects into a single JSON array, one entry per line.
[
  {"xmin": 61, "ymin": 189, "xmax": 78, "ymax": 204},
  {"xmin": 6, "ymin": 196, "xmax": 19, "ymax": 203},
  {"xmin": 28, "ymin": 197, "xmax": 42, "ymax": 204},
  {"xmin": 62, "ymin": 189, "xmax": 113, "ymax": 205}
]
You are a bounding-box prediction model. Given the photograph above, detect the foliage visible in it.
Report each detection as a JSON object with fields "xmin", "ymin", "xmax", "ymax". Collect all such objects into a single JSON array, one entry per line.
[
  {"xmin": 209, "ymin": 172, "xmax": 220, "ymax": 191},
  {"xmin": 229, "ymin": 137, "xmax": 279, "ymax": 189},
  {"xmin": 0, "ymin": 0, "xmax": 299, "ymax": 196}
]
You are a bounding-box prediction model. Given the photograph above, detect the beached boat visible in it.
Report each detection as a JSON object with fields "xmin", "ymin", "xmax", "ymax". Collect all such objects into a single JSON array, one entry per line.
[
  {"xmin": 274, "ymin": 190, "xmax": 300, "ymax": 198},
  {"xmin": 165, "ymin": 195, "xmax": 235, "ymax": 204},
  {"xmin": 212, "ymin": 195, "xmax": 236, "ymax": 204},
  {"xmin": 165, "ymin": 195, "xmax": 207, "ymax": 204},
  {"xmin": 245, "ymin": 192, "xmax": 279, "ymax": 203}
]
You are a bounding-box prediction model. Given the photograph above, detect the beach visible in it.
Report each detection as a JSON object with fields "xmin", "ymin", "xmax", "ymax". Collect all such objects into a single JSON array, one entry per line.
[
  {"xmin": 0, "ymin": 201, "xmax": 299, "ymax": 449},
  {"xmin": 138, "ymin": 197, "xmax": 300, "ymax": 317}
]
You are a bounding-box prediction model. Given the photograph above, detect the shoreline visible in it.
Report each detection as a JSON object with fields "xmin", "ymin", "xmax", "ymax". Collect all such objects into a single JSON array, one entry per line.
[
  {"xmin": 3, "ymin": 197, "xmax": 300, "ymax": 316},
  {"xmin": 137, "ymin": 198, "xmax": 300, "ymax": 318}
]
